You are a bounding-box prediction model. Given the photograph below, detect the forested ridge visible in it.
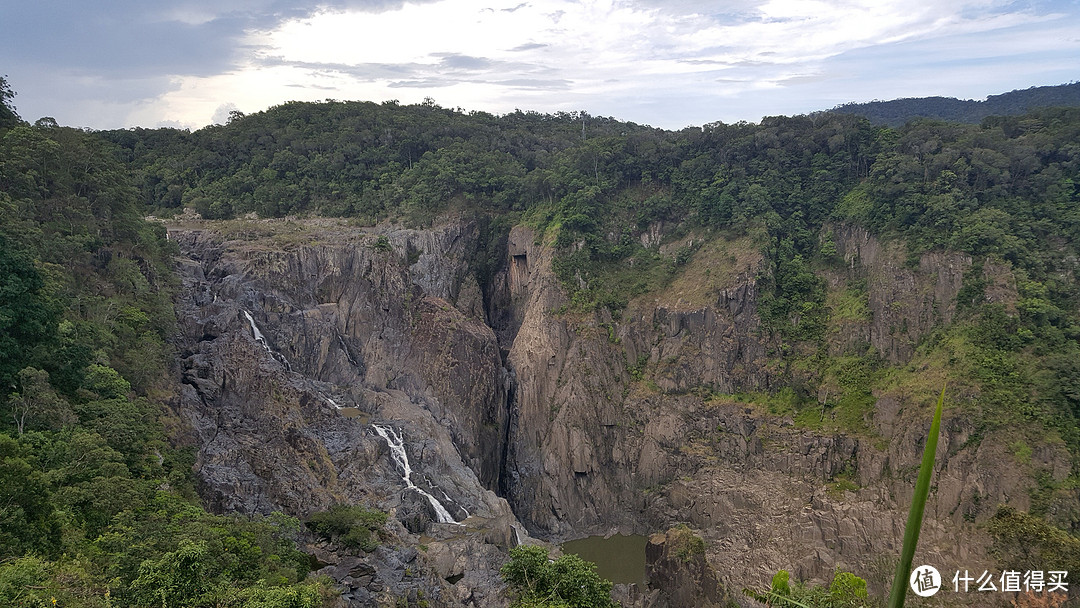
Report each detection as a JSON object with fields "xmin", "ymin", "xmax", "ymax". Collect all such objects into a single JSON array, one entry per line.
[
  {"xmin": 1, "ymin": 78, "xmax": 330, "ymax": 607},
  {"xmin": 4, "ymin": 74, "xmax": 1080, "ymax": 606},
  {"xmin": 831, "ymin": 81, "xmax": 1080, "ymax": 126}
]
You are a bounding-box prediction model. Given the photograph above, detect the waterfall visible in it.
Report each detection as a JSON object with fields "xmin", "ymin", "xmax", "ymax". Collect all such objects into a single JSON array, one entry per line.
[
  {"xmin": 337, "ymin": 334, "xmax": 358, "ymax": 367},
  {"xmin": 242, "ymin": 310, "xmax": 291, "ymax": 370},
  {"xmin": 372, "ymin": 424, "xmax": 460, "ymax": 525},
  {"xmin": 440, "ymin": 488, "xmax": 469, "ymax": 520},
  {"xmin": 243, "ymin": 310, "xmax": 271, "ymax": 352}
]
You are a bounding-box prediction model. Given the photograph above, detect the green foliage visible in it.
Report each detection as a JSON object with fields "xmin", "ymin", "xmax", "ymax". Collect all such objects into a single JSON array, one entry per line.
[
  {"xmin": 887, "ymin": 387, "xmax": 944, "ymax": 608},
  {"xmin": 0, "ymin": 435, "xmax": 62, "ymax": 559},
  {"xmin": 668, "ymin": 523, "xmax": 706, "ymax": 563},
  {"xmin": 7, "ymin": 367, "xmax": 75, "ymax": 435},
  {"xmin": 759, "ymin": 237, "xmax": 827, "ymax": 343},
  {"xmin": 306, "ymin": 504, "xmax": 388, "ymax": 552},
  {"xmin": 95, "ymin": 493, "xmax": 315, "ymax": 606},
  {"xmin": 0, "ymin": 556, "xmax": 56, "ymax": 608},
  {"xmin": 826, "ymin": 470, "xmax": 860, "ymax": 498},
  {"xmin": 84, "ymin": 363, "xmax": 132, "ymax": 399},
  {"xmin": 829, "ymin": 287, "xmax": 870, "ymax": 323},
  {"xmin": 0, "ymin": 238, "xmax": 59, "ymax": 387},
  {"xmin": 0, "ymin": 75, "xmax": 19, "ymax": 130},
  {"xmin": 500, "ymin": 545, "xmax": 618, "ymax": 608},
  {"xmin": 130, "ymin": 539, "xmax": 213, "ymax": 607},
  {"xmin": 371, "ymin": 235, "xmax": 393, "ymax": 252},
  {"xmin": 832, "ymin": 82, "xmax": 1080, "ymax": 126},
  {"xmin": 746, "ymin": 569, "xmax": 875, "ymax": 608},
  {"xmin": 0, "ymin": 83, "xmax": 326, "ymax": 607},
  {"xmin": 987, "ymin": 506, "xmax": 1080, "ymax": 576}
]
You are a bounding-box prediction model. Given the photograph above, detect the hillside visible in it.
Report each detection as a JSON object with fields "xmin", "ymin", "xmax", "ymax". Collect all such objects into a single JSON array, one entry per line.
[
  {"xmin": 3, "ymin": 80, "xmax": 1080, "ymax": 607},
  {"xmin": 830, "ymin": 81, "xmax": 1080, "ymax": 126}
]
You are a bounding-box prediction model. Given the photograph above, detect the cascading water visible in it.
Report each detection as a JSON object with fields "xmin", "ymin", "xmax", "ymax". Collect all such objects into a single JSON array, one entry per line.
[
  {"xmin": 243, "ymin": 310, "xmax": 270, "ymax": 351},
  {"xmin": 242, "ymin": 309, "xmax": 291, "ymax": 370},
  {"xmin": 372, "ymin": 424, "xmax": 461, "ymax": 525}
]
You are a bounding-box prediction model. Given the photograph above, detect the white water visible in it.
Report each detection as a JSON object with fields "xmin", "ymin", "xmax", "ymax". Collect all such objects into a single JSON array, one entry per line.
[
  {"xmin": 337, "ymin": 335, "xmax": 358, "ymax": 366},
  {"xmin": 243, "ymin": 310, "xmax": 291, "ymax": 370},
  {"xmin": 440, "ymin": 488, "xmax": 469, "ymax": 520},
  {"xmin": 243, "ymin": 310, "xmax": 271, "ymax": 352},
  {"xmin": 372, "ymin": 424, "xmax": 460, "ymax": 525}
]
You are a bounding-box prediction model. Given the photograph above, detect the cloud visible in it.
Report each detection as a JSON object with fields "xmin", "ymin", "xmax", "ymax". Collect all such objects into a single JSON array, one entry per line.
[
  {"xmin": 387, "ymin": 79, "xmax": 458, "ymax": 89},
  {"xmin": 4, "ymin": 0, "xmax": 1078, "ymax": 130},
  {"xmin": 211, "ymin": 102, "xmax": 240, "ymax": 124},
  {"xmin": 434, "ymin": 54, "xmax": 496, "ymax": 70}
]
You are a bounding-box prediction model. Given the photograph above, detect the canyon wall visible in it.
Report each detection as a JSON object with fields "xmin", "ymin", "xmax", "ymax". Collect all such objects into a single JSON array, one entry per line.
[{"xmin": 168, "ymin": 218, "xmax": 1068, "ymax": 607}]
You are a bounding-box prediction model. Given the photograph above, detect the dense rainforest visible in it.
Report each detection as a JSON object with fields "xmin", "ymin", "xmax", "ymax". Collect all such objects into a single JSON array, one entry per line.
[
  {"xmin": 0, "ymin": 78, "xmax": 331, "ymax": 607},
  {"xmin": 101, "ymin": 89, "xmax": 1080, "ymax": 447},
  {"xmin": 831, "ymin": 81, "xmax": 1080, "ymax": 127},
  {"xmin": 3, "ymin": 71, "xmax": 1080, "ymax": 607}
]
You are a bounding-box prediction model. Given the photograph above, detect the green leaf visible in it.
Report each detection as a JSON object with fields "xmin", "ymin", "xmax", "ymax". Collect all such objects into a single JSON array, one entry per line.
[{"xmin": 887, "ymin": 386, "xmax": 945, "ymax": 608}]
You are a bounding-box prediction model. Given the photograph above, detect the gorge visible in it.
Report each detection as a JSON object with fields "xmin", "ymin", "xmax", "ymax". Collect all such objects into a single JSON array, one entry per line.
[
  {"xmin": 3, "ymin": 90, "xmax": 1079, "ymax": 608},
  {"xmin": 167, "ymin": 212, "xmax": 1073, "ymax": 607}
]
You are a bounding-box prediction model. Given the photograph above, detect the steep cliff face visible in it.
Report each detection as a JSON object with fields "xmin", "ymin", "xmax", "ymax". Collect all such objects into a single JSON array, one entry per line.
[
  {"xmin": 829, "ymin": 224, "xmax": 967, "ymax": 363},
  {"xmin": 496, "ymin": 227, "xmax": 775, "ymax": 535},
  {"xmin": 491, "ymin": 223, "xmax": 1067, "ymax": 604},
  {"xmin": 644, "ymin": 526, "xmax": 734, "ymax": 608},
  {"xmin": 170, "ymin": 219, "xmax": 522, "ymax": 607},
  {"xmin": 169, "ymin": 217, "xmax": 1067, "ymax": 607}
]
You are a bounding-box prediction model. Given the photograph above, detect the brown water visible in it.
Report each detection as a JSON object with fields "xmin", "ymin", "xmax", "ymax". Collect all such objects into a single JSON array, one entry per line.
[
  {"xmin": 560, "ymin": 534, "xmax": 648, "ymax": 585},
  {"xmin": 337, "ymin": 407, "xmax": 371, "ymax": 423}
]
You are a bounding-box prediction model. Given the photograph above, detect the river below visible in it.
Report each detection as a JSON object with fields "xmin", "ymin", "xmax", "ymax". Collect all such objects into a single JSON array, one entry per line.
[{"xmin": 560, "ymin": 534, "xmax": 649, "ymax": 585}]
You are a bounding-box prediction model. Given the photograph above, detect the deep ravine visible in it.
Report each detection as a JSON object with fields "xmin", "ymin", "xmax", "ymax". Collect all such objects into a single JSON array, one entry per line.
[{"xmin": 168, "ymin": 217, "xmax": 1069, "ymax": 607}]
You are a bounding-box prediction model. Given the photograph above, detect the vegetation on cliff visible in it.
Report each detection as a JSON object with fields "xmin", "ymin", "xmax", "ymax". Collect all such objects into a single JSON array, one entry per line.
[
  {"xmin": 104, "ymin": 89, "xmax": 1080, "ymax": 467},
  {"xmin": 4, "ymin": 74, "xmax": 1080, "ymax": 604},
  {"xmin": 0, "ymin": 82, "xmax": 329, "ymax": 607},
  {"xmin": 500, "ymin": 545, "xmax": 618, "ymax": 608}
]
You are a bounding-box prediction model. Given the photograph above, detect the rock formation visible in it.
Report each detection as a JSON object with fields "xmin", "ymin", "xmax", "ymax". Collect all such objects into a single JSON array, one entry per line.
[{"xmin": 166, "ymin": 217, "xmax": 1068, "ymax": 607}]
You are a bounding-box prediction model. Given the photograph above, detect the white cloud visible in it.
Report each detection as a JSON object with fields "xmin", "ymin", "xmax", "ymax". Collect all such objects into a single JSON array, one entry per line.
[{"xmin": 20, "ymin": 0, "xmax": 1079, "ymax": 130}]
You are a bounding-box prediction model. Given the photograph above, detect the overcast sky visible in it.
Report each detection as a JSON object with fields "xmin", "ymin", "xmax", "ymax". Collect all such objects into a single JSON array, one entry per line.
[{"xmin": 2, "ymin": 0, "xmax": 1078, "ymax": 131}]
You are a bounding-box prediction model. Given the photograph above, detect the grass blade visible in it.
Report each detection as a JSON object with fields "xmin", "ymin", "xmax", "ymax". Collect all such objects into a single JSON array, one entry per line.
[
  {"xmin": 742, "ymin": 588, "xmax": 812, "ymax": 608},
  {"xmin": 887, "ymin": 386, "xmax": 945, "ymax": 608}
]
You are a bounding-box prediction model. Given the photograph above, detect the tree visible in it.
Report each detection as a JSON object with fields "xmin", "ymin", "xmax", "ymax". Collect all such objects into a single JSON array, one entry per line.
[
  {"xmin": 7, "ymin": 367, "xmax": 73, "ymax": 435},
  {"xmin": 0, "ymin": 435, "xmax": 62, "ymax": 559},
  {"xmin": 0, "ymin": 76, "xmax": 19, "ymax": 130},
  {"xmin": 130, "ymin": 539, "xmax": 212, "ymax": 607},
  {"xmin": 0, "ymin": 238, "xmax": 59, "ymax": 387},
  {"xmin": 500, "ymin": 545, "xmax": 617, "ymax": 608}
]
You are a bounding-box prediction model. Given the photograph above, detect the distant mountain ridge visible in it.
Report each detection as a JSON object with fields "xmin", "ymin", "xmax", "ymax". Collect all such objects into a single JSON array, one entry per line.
[{"xmin": 829, "ymin": 81, "xmax": 1080, "ymax": 126}]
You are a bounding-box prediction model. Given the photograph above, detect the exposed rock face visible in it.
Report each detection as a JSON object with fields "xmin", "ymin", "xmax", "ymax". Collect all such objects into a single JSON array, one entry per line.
[
  {"xmin": 490, "ymin": 222, "xmax": 1064, "ymax": 605},
  {"xmin": 168, "ymin": 217, "xmax": 1065, "ymax": 607},
  {"xmin": 170, "ymin": 220, "xmax": 522, "ymax": 606},
  {"xmin": 645, "ymin": 526, "xmax": 733, "ymax": 608},
  {"xmin": 832, "ymin": 224, "xmax": 969, "ymax": 363}
]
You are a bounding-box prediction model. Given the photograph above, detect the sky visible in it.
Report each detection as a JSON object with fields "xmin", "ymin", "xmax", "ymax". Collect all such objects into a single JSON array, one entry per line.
[{"xmin": 2, "ymin": 0, "xmax": 1078, "ymax": 131}]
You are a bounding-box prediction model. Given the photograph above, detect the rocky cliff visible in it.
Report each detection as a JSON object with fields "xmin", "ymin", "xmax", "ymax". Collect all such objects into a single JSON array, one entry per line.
[
  {"xmin": 170, "ymin": 218, "xmax": 523, "ymax": 607},
  {"xmin": 167, "ymin": 217, "xmax": 1069, "ymax": 607},
  {"xmin": 489, "ymin": 222, "xmax": 1068, "ymax": 605}
]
